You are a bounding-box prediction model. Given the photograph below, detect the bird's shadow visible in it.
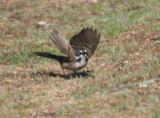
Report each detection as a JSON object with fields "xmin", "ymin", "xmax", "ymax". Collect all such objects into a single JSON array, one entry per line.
[
  {"xmin": 31, "ymin": 70, "xmax": 93, "ymax": 79},
  {"xmin": 48, "ymin": 70, "xmax": 93, "ymax": 79}
]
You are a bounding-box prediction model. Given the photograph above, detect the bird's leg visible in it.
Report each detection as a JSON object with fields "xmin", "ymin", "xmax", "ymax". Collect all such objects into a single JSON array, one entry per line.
[
  {"xmin": 83, "ymin": 69, "xmax": 85, "ymax": 73},
  {"xmin": 62, "ymin": 69, "xmax": 66, "ymax": 76},
  {"xmin": 73, "ymin": 71, "xmax": 79, "ymax": 76},
  {"xmin": 73, "ymin": 71, "xmax": 77, "ymax": 74}
]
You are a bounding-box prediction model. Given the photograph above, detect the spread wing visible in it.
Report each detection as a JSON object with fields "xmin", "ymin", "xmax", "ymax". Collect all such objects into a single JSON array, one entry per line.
[
  {"xmin": 49, "ymin": 29, "xmax": 75, "ymax": 61},
  {"xmin": 70, "ymin": 28, "xmax": 100, "ymax": 58}
]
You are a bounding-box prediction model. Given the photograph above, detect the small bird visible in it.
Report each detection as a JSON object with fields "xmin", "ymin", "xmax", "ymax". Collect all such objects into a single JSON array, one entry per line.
[{"xmin": 34, "ymin": 28, "xmax": 100, "ymax": 73}]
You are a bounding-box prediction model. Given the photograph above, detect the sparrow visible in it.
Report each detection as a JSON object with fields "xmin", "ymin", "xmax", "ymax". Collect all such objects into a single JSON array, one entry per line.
[{"xmin": 34, "ymin": 27, "xmax": 100, "ymax": 73}]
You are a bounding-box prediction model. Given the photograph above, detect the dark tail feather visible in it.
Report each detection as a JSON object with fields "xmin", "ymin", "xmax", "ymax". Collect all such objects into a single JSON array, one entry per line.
[{"xmin": 33, "ymin": 52, "xmax": 63, "ymax": 62}]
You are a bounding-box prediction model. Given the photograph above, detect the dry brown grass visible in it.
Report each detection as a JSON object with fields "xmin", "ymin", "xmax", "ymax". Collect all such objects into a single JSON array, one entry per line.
[{"xmin": 0, "ymin": 0, "xmax": 160, "ymax": 117}]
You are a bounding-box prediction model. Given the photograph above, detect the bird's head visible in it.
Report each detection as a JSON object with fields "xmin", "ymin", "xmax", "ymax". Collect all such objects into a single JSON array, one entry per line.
[{"xmin": 74, "ymin": 48, "xmax": 89, "ymax": 62}]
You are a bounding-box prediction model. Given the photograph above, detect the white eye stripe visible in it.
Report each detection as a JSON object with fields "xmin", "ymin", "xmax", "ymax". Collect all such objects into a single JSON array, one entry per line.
[
  {"xmin": 78, "ymin": 50, "xmax": 87, "ymax": 53},
  {"xmin": 79, "ymin": 50, "xmax": 83, "ymax": 53}
]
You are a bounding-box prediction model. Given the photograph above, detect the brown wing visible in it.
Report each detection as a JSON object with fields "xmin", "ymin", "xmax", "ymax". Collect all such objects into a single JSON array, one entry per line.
[
  {"xmin": 49, "ymin": 29, "xmax": 75, "ymax": 61},
  {"xmin": 70, "ymin": 28, "xmax": 100, "ymax": 58}
]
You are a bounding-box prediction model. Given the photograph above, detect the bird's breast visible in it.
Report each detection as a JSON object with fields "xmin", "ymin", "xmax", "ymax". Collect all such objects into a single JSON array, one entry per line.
[
  {"xmin": 75, "ymin": 59, "xmax": 87, "ymax": 69},
  {"xmin": 61, "ymin": 56, "xmax": 88, "ymax": 71}
]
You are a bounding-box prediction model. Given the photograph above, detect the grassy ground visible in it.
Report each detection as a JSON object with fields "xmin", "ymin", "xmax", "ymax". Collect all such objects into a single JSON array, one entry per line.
[{"xmin": 0, "ymin": 0, "xmax": 160, "ymax": 117}]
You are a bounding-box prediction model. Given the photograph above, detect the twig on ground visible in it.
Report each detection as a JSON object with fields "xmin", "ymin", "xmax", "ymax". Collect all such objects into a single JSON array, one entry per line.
[{"xmin": 113, "ymin": 78, "xmax": 160, "ymax": 92}]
